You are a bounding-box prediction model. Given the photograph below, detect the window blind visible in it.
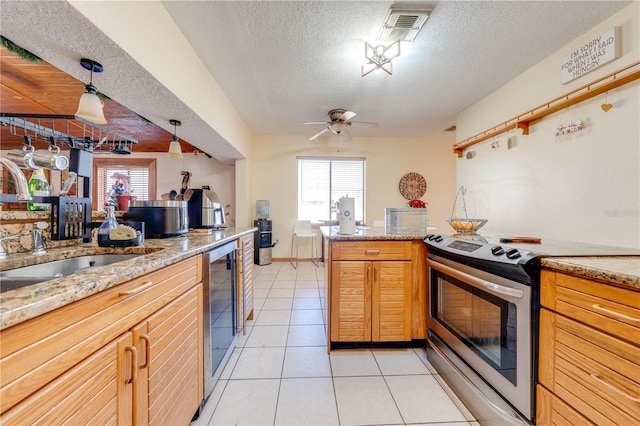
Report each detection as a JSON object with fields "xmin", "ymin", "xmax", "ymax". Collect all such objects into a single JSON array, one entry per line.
[
  {"xmin": 297, "ymin": 158, "xmax": 365, "ymax": 222},
  {"xmin": 97, "ymin": 166, "xmax": 150, "ymax": 208}
]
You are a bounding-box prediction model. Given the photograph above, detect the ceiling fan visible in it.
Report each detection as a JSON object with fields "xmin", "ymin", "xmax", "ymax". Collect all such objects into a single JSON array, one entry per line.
[{"xmin": 304, "ymin": 109, "xmax": 379, "ymax": 141}]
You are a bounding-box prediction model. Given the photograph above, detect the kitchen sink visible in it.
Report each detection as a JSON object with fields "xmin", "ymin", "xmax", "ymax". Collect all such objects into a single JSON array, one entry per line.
[{"xmin": 0, "ymin": 254, "xmax": 141, "ymax": 293}]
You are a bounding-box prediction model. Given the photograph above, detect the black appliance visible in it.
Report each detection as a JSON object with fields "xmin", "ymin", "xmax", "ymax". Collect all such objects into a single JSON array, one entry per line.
[
  {"xmin": 201, "ymin": 241, "xmax": 238, "ymax": 406},
  {"xmin": 126, "ymin": 200, "xmax": 188, "ymax": 238},
  {"xmin": 254, "ymin": 219, "xmax": 274, "ymax": 265},
  {"xmin": 423, "ymin": 233, "xmax": 639, "ymax": 425}
]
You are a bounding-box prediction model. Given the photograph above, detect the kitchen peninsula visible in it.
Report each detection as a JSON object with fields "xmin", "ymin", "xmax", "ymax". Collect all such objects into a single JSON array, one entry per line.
[
  {"xmin": 0, "ymin": 227, "xmax": 255, "ymax": 425},
  {"xmin": 321, "ymin": 225, "xmax": 428, "ymax": 350}
]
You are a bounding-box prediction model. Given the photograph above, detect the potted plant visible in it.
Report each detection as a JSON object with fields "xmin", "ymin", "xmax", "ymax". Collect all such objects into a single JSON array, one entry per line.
[{"xmin": 106, "ymin": 172, "xmax": 136, "ymax": 211}]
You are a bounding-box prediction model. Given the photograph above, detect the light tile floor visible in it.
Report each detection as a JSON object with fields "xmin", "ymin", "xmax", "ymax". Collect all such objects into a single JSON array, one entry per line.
[{"xmin": 192, "ymin": 261, "xmax": 479, "ymax": 426}]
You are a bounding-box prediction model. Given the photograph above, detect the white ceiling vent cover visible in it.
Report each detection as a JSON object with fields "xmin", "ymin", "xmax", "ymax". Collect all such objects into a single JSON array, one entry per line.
[{"xmin": 377, "ymin": 8, "xmax": 431, "ymax": 42}]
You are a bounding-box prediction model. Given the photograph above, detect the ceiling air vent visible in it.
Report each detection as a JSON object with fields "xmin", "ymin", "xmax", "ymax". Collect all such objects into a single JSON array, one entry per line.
[{"xmin": 377, "ymin": 8, "xmax": 431, "ymax": 42}]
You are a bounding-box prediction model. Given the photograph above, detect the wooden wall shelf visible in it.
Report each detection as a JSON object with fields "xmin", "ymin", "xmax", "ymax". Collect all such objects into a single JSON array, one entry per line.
[{"xmin": 453, "ymin": 61, "xmax": 640, "ymax": 157}]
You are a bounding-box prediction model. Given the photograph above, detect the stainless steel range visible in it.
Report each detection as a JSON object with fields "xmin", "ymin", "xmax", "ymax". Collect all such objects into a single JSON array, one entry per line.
[{"xmin": 423, "ymin": 233, "xmax": 638, "ymax": 425}]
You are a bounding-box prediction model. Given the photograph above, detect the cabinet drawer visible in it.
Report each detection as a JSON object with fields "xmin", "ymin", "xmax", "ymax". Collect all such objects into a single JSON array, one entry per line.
[
  {"xmin": 0, "ymin": 256, "xmax": 199, "ymax": 414},
  {"xmin": 541, "ymin": 270, "xmax": 640, "ymax": 344},
  {"xmin": 539, "ymin": 309, "xmax": 640, "ymax": 425},
  {"xmin": 331, "ymin": 241, "xmax": 412, "ymax": 261},
  {"xmin": 241, "ymin": 233, "xmax": 254, "ymax": 251}
]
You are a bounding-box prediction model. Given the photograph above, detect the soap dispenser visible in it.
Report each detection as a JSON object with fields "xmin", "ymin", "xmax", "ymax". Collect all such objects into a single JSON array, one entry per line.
[
  {"xmin": 98, "ymin": 206, "xmax": 118, "ymax": 237},
  {"xmin": 27, "ymin": 168, "xmax": 50, "ymax": 211}
]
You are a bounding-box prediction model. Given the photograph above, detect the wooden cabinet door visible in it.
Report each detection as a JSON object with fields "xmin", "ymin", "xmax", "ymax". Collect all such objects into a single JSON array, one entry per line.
[
  {"xmin": 240, "ymin": 234, "xmax": 255, "ymax": 324},
  {"xmin": 331, "ymin": 260, "xmax": 413, "ymax": 343},
  {"xmin": 537, "ymin": 385, "xmax": 595, "ymax": 426},
  {"xmin": 1, "ymin": 332, "xmax": 134, "ymax": 425},
  {"xmin": 372, "ymin": 261, "xmax": 412, "ymax": 342},
  {"xmin": 133, "ymin": 284, "xmax": 203, "ymax": 426},
  {"xmin": 331, "ymin": 261, "xmax": 371, "ymax": 342}
]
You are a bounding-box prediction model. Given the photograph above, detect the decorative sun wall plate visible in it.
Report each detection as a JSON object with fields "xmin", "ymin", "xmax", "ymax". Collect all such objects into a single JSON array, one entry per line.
[{"xmin": 399, "ymin": 172, "xmax": 427, "ymax": 200}]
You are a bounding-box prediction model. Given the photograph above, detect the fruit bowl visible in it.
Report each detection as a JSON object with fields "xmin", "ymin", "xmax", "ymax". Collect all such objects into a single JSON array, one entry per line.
[{"xmin": 446, "ymin": 218, "xmax": 488, "ymax": 234}]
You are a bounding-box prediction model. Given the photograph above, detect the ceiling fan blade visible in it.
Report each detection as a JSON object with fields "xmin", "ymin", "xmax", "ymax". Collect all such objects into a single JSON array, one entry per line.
[
  {"xmin": 339, "ymin": 110, "xmax": 357, "ymax": 121},
  {"xmin": 309, "ymin": 127, "xmax": 330, "ymax": 141},
  {"xmin": 303, "ymin": 121, "xmax": 329, "ymax": 126},
  {"xmin": 341, "ymin": 129, "xmax": 352, "ymax": 142},
  {"xmin": 349, "ymin": 121, "xmax": 379, "ymax": 128}
]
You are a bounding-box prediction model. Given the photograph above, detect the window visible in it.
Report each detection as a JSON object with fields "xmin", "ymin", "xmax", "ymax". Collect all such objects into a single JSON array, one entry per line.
[
  {"xmin": 297, "ymin": 157, "xmax": 365, "ymax": 222},
  {"xmin": 92, "ymin": 158, "xmax": 156, "ymax": 210}
]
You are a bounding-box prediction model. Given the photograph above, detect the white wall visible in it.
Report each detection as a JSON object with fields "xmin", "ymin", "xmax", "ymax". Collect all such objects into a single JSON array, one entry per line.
[
  {"xmin": 456, "ymin": 3, "xmax": 639, "ymax": 249},
  {"xmin": 250, "ymin": 134, "xmax": 456, "ymax": 259}
]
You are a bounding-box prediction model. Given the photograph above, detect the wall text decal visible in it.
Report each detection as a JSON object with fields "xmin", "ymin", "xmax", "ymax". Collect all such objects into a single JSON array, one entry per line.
[{"xmin": 561, "ymin": 27, "xmax": 620, "ymax": 84}]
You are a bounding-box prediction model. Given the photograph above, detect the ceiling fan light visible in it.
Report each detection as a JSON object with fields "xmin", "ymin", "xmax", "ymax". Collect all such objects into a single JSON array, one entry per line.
[
  {"xmin": 75, "ymin": 85, "xmax": 107, "ymax": 124},
  {"xmin": 331, "ymin": 122, "xmax": 348, "ymax": 134}
]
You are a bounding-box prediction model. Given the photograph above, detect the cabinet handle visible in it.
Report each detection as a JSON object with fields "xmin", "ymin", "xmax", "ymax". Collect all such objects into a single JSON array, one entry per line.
[
  {"xmin": 237, "ymin": 247, "xmax": 247, "ymax": 335},
  {"xmin": 366, "ymin": 264, "xmax": 370, "ymax": 283},
  {"xmin": 119, "ymin": 280, "xmax": 154, "ymax": 297},
  {"xmin": 590, "ymin": 373, "xmax": 640, "ymax": 402},
  {"xmin": 365, "ymin": 249, "xmax": 380, "ymax": 255},
  {"xmin": 592, "ymin": 304, "xmax": 640, "ymax": 322},
  {"xmin": 125, "ymin": 345, "xmax": 138, "ymax": 384},
  {"xmin": 139, "ymin": 334, "xmax": 151, "ymax": 369}
]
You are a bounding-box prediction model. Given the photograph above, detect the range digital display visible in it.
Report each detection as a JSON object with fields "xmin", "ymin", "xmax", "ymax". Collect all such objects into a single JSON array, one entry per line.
[{"xmin": 447, "ymin": 240, "xmax": 482, "ymax": 252}]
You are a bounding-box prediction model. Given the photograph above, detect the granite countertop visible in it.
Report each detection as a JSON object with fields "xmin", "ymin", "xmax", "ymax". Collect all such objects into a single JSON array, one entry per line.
[
  {"xmin": 541, "ymin": 256, "xmax": 640, "ymax": 290},
  {"xmin": 321, "ymin": 225, "xmax": 434, "ymax": 241},
  {"xmin": 0, "ymin": 227, "xmax": 256, "ymax": 330}
]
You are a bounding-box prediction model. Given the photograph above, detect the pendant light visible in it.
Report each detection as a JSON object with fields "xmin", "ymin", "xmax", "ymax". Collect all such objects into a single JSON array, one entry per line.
[
  {"xmin": 75, "ymin": 58, "xmax": 107, "ymax": 125},
  {"xmin": 168, "ymin": 119, "xmax": 184, "ymax": 159}
]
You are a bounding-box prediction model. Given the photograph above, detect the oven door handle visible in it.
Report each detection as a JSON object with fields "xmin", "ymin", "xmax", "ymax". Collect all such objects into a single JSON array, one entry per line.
[{"xmin": 428, "ymin": 258, "xmax": 524, "ymax": 299}]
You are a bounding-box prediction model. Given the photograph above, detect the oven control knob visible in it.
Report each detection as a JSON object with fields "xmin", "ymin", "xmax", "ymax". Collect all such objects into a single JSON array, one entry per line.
[
  {"xmin": 491, "ymin": 246, "xmax": 505, "ymax": 256},
  {"xmin": 434, "ymin": 235, "xmax": 444, "ymax": 243},
  {"xmin": 505, "ymin": 248, "xmax": 521, "ymax": 259},
  {"xmin": 426, "ymin": 234, "xmax": 435, "ymax": 240}
]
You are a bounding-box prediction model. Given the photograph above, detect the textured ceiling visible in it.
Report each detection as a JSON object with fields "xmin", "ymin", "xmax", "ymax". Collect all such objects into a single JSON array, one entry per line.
[{"xmin": 0, "ymin": 1, "xmax": 632, "ymax": 162}]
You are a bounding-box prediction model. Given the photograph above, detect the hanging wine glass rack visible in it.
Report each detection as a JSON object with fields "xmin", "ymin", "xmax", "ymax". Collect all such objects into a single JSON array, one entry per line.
[
  {"xmin": 0, "ymin": 113, "xmax": 138, "ymax": 154},
  {"xmin": 1, "ymin": 114, "xmax": 139, "ymax": 242}
]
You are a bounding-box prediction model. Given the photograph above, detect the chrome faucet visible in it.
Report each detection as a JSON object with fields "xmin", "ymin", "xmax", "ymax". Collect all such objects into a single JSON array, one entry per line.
[
  {"xmin": 0, "ymin": 157, "xmax": 32, "ymax": 201},
  {"xmin": 32, "ymin": 222, "xmax": 48, "ymax": 255},
  {"xmin": 0, "ymin": 235, "xmax": 20, "ymax": 260}
]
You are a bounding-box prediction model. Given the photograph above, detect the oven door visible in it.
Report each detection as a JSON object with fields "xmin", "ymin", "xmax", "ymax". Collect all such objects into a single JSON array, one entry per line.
[{"xmin": 427, "ymin": 255, "xmax": 532, "ymax": 423}]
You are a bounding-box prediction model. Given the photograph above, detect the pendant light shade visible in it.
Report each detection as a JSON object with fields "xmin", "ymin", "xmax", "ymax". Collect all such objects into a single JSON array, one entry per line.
[
  {"xmin": 168, "ymin": 119, "xmax": 184, "ymax": 159},
  {"xmin": 75, "ymin": 84, "xmax": 106, "ymax": 124},
  {"xmin": 75, "ymin": 59, "xmax": 107, "ymax": 124}
]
